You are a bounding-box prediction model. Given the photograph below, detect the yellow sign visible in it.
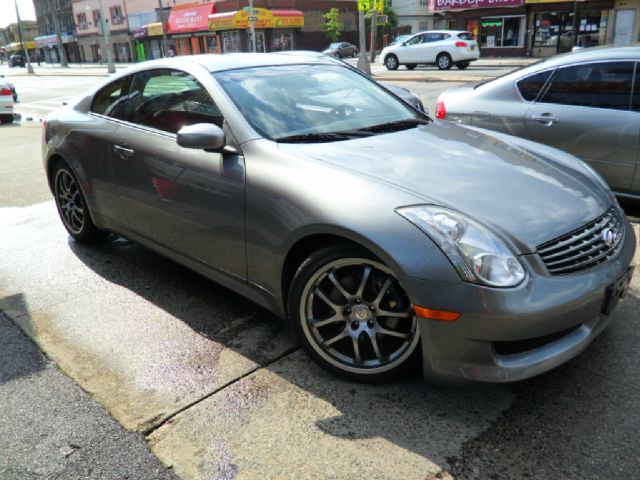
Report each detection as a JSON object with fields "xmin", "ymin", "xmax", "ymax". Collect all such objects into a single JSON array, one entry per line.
[
  {"xmin": 375, "ymin": 0, "xmax": 385, "ymax": 13},
  {"xmin": 147, "ymin": 22, "xmax": 164, "ymax": 37},
  {"xmin": 209, "ymin": 8, "xmax": 304, "ymax": 31},
  {"xmin": 358, "ymin": 0, "xmax": 371, "ymax": 10}
]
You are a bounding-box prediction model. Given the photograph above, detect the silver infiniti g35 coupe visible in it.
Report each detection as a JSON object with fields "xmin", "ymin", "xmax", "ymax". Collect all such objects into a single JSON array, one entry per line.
[{"xmin": 43, "ymin": 53, "xmax": 636, "ymax": 384}]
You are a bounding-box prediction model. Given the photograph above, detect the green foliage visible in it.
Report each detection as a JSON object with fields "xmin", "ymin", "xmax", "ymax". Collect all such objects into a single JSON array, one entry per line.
[{"xmin": 322, "ymin": 8, "xmax": 343, "ymax": 43}]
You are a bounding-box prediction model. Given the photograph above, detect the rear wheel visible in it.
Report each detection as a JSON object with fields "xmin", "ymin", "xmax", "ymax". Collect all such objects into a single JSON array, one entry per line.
[
  {"xmin": 52, "ymin": 161, "xmax": 107, "ymax": 243},
  {"xmin": 352, "ymin": 50, "xmax": 358, "ymax": 58},
  {"xmin": 384, "ymin": 54, "xmax": 399, "ymax": 71},
  {"xmin": 456, "ymin": 61, "xmax": 470, "ymax": 70},
  {"xmin": 288, "ymin": 245, "xmax": 420, "ymax": 383},
  {"xmin": 406, "ymin": 64, "xmax": 417, "ymax": 70},
  {"xmin": 436, "ymin": 52, "xmax": 452, "ymax": 70}
]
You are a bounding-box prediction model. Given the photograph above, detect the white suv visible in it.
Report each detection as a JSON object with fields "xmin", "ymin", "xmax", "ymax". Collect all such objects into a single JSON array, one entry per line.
[{"xmin": 381, "ymin": 31, "xmax": 480, "ymax": 71}]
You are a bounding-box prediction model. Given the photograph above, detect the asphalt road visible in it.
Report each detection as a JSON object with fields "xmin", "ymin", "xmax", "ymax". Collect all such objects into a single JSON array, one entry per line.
[{"xmin": 1, "ymin": 73, "xmax": 639, "ymax": 480}]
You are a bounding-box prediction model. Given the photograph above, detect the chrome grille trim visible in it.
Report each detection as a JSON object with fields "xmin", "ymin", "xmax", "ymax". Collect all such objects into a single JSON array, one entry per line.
[{"xmin": 537, "ymin": 207, "xmax": 625, "ymax": 275}]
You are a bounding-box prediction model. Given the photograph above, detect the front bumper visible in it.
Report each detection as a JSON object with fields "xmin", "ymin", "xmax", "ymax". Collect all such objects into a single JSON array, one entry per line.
[{"xmin": 401, "ymin": 218, "xmax": 636, "ymax": 384}]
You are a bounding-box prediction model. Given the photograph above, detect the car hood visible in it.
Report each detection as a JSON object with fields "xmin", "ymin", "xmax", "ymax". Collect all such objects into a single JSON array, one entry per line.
[{"xmin": 277, "ymin": 121, "xmax": 612, "ymax": 253}]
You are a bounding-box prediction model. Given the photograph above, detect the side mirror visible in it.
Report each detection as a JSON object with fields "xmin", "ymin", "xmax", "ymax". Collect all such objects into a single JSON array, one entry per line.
[{"xmin": 177, "ymin": 123, "xmax": 226, "ymax": 151}]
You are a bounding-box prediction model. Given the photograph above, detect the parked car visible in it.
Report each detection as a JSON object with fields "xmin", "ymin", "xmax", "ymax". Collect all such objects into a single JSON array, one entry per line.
[
  {"xmin": 44, "ymin": 53, "xmax": 635, "ymax": 384},
  {"xmin": 323, "ymin": 42, "xmax": 358, "ymax": 59},
  {"xmin": 436, "ymin": 45, "xmax": 640, "ymax": 198},
  {"xmin": 380, "ymin": 30, "xmax": 479, "ymax": 71},
  {"xmin": 0, "ymin": 78, "xmax": 15, "ymax": 123},
  {"xmin": 0, "ymin": 75, "xmax": 18, "ymax": 102},
  {"xmin": 9, "ymin": 54, "xmax": 25, "ymax": 68}
]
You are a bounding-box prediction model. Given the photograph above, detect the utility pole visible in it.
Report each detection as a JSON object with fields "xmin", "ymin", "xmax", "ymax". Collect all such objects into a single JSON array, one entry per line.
[
  {"xmin": 14, "ymin": 0, "xmax": 34, "ymax": 74},
  {"xmin": 571, "ymin": 0, "xmax": 579, "ymax": 48},
  {"xmin": 356, "ymin": 3, "xmax": 370, "ymax": 74},
  {"xmin": 248, "ymin": 0, "xmax": 257, "ymax": 52},
  {"xmin": 52, "ymin": 0, "xmax": 68, "ymax": 67},
  {"xmin": 369, "ymin": 9, "xmax": 377, "ymax": 63},
  {"xmin": 97, "ymin": 0, "xmax": 115, "ymax": 73},
  {"xmin": 157, "ymin": 0, "xmax": 169, "ymax": 57}
]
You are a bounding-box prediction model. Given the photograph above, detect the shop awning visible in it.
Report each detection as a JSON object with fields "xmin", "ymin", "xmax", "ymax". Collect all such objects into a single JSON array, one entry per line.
[
  {"xmin": 429, "ymin": 0, "xmax": 524, "ymax": 10},
  {"xmin": 167, "ymin": 2, "xmax": 217, "ymax": 34},
  {"xmin": 133, "ymin": 22, "xmax": 165, "ymax": 39},
  {"xmin": 7, "ymin": 41, "xmax": 37, "ymax": 51},
  {"xmin": 209, "ymin": 8, "xmax": 304, "ymax": 31},
  {"xmin": 34, "ymin": 33, "xmax": 74, "ymax": 48}
]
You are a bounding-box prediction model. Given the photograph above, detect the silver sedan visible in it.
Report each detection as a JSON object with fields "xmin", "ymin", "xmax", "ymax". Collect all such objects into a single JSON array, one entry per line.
[
  {"xmin": 43, "ymin": 53, "xmax": 635, "ymax": 384},
  {"xmin": 436, "ymin": 45, "xmax": 640, "ymax": 198}
]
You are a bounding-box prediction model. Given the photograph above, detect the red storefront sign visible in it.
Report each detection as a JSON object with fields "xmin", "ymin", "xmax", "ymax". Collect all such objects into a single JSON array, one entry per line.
[
  {"xmin": 167, "ymin": 2, "xmax": 217, "ymax": 34},
  {"xmin": 430, "ymin": 0, "xmax": 524, "ymax": 10}
]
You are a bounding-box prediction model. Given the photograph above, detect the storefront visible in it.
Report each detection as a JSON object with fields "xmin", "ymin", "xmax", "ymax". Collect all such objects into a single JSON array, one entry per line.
[
  {"xmin": 527, "ymin": 0, "xmax": 614, "ymax": 56},
  {"xmin": 208, "ymin": 8, "xmax": 305, "ymax": 53},
  {"xmin": 132, "ymin": 22, "xmax": 171, "ymax": 61},
  {"xmin": 166, "ymin": 2, "xmax": 219, "ymax": 56},
  {"xmin": 34, "ymin": 33, "xmax": 80, "ymax": 63}
]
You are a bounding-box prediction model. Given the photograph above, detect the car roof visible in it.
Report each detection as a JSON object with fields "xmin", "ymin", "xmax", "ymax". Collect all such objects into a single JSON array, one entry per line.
[
  {"xmin": 532, "ymin": 44, "xmax": 640, "ymax": 68},
  {"xmin": 413, "ymin": 30, "xmax": 468, "ymax": 35}
]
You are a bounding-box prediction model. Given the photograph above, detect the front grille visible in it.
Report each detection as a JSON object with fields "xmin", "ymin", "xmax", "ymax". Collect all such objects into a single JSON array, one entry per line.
[
  {"xmin": 494, "ymin": 325, "xmax": 580, "ymax": 356},
  {"xmin": 537, "ymin": 207, "xmax": 625, "ymax": 275}
]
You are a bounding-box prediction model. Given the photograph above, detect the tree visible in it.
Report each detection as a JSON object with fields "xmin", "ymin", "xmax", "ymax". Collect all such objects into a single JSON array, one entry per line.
[{"xmin": 322, "ymin": 8, "xmax": 343, "ymax": 43}]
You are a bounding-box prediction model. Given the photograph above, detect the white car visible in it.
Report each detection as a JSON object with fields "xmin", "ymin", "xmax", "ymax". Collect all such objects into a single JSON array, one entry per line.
[
  {"xmin": 381, "ymin": 30, "xmax": 479, "ymax": 71},
  {"xmin": 0, "ymin": 78, "xmax": 15, "ymax": 124}
]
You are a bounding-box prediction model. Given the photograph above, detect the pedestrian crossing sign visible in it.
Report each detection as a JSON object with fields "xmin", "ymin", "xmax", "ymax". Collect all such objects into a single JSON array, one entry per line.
[
  {"xmin": 375, "ymin": 0, "xmax": 385, "ymax": 13},
  {"xmin": 358, "ymin": 0, "xmax": 371, "ymax": 10}
]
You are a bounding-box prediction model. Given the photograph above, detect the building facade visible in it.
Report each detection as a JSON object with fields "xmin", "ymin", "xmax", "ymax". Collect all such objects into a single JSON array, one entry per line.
[
  {"xmin": 33, "ymin": 0, "xmax": 82, "ymax": 62},
  {"xmin": 390, "ymin": 0, "xmax": 435, "ymax": 34}
]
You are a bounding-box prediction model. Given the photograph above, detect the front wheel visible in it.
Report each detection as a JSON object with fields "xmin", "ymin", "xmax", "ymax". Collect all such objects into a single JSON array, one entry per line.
[
  {"xmin": 52, "ymin": 161, "xmax": 107, "ymax": 243},
  {"xmin": 288, "ymin": 245, "xmax": 421, "ymax": 382},
  {"xmin": 436, "ymin": 53, "xmax": 452, "ymax": 70},
  {"xmin": 384, "ymin": 54, "xmax": 399, "ymax": 71}
]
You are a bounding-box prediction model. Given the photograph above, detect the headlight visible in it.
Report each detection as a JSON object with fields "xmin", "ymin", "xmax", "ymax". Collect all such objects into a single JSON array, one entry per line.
[{"xmin": 396, "ymin": 205, "xmax": 526, "ymax": 287}]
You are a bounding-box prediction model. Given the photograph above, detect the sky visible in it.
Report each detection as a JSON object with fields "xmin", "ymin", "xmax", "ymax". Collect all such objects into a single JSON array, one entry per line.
[{"xmin": 1, "ymin": 0, "xmax": 37, "ymax": 28}]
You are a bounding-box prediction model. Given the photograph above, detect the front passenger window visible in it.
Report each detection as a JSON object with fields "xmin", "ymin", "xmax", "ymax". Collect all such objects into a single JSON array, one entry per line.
[{"xmin": 123, "ymin": 69, "xmax": 224, "ymax": 134}]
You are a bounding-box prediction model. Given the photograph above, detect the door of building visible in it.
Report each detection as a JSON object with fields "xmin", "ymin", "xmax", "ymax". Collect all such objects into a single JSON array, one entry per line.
[{"xmin": 614, "ymin": 9, "xmax": 636, "ymax": 45}]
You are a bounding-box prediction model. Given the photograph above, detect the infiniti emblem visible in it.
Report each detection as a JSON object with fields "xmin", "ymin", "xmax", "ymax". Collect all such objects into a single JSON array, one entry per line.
[{"xmin": 602, "ymin": 228, "xmax": 617, "ymax": 247}]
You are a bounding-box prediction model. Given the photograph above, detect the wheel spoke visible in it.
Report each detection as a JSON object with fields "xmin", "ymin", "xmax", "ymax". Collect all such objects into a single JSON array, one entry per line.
[
  {"xmin": 324, "ymin": 329, "xmax": 348, "ymax": 347},
  {"xmin": 377, "ymin": 327, "xmax": 410, "ymax": 340},
  {"xmin": 311, "ymin": 313, "xmax": 344, "ymax": 328},
  {"xmin": 373, "ymin": 276, "xmax": 393, "ymax": 307},
  {"xmin": 377, "ymin": 308, "xmax": 411, "ymax": 319},
  {"xmin": 313, "ymin": 287, "xmax": 340, "ymax": 312},
  {"xmin": 352, "ymin": 335, "xmax": 362, "ymax": 365},
  {"xmin": 328, "ymin": 270, "xmax": 352, "ymax": 302},
  {"xmin": 355, "ymin": 265, "xmax": 372, "ymax": 298},
  {"xmin": 367, "ymin": 331, "xmax": 384, "ymax": 362}
]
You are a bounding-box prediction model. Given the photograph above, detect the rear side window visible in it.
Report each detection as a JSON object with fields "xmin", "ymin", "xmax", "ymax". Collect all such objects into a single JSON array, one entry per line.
[
  {"xmin": 426, "ymin": 33, "xmax": 450, "ymax": 42},
  {"xmin": 457, "ymin": 32, "xmax": 473, "ymax": 41},
  {"xmin": 516, "ymin": 70, "xmax": 552, "ymax": 102},
  {"xmin": 540, "ymin": 61, "xmax": 633, "ymax": 111},
  {"xmin": 91, "ymin": 78, "xmax": 129, "ymax": 118},
  {"xmin": 633, "ymin": 63, "xmax": 640, "ymax": 112}
]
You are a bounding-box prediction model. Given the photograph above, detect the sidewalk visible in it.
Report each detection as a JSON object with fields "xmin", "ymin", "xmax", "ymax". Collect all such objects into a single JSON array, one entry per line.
[{"xmin": 2, "ymin": 56, "xmax": 539, "ymax": 80}]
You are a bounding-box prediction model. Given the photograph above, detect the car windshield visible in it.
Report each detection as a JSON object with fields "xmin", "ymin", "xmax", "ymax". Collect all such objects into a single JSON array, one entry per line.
[
  {"xmin": 329, "ymin": 43, "xmax": 341, "ymax": 48},
  {"xmin": 390, "ymin": 35, "xmax": 410, "ymax": 45},
  {"xmin": 214, "ymin": 64, "xmax": 425, "ymax": 141}
]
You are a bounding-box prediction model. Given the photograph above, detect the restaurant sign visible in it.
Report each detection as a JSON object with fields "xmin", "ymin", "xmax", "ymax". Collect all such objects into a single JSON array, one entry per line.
[
  {"xmin": 430, "ymin": 0, "xmax": 524, "ymax": 10},
  {"xmin": 209, "ymin": 8, "xmax": 304, "ymax": 31}
]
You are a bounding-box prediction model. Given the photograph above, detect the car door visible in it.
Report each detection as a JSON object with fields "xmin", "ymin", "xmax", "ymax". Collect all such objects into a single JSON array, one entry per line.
[
  {"xmin": 424, "ymin": 33, "xmax": 447, "ymax": 63},
  {"xmin": 111, "ymin": 68, "xmax": 246, "ymax": 278},
  {"xmin": 629, "ymin": 64, "xmax": 640, "ymax": 196},
  {"xmin": 398, "ymin": 34, "xmax": 426, "ymax": 63},
  {"xmin": 524, "ymin": 61, "xmax": 639, "ymax": 193}
]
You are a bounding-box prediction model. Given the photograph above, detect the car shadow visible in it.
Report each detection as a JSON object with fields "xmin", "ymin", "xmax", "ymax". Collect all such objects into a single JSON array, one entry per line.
[{"xmin": 65, "ymin": 231, "xmax": 639, "ymax": 472}]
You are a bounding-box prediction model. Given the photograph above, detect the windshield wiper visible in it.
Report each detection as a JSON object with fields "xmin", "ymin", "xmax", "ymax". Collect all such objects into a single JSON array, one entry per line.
[
  {"xmin": 360, "ymin": 118, "xmax": 430, "ymax": 133},
  {"xmin": 275, "ymin": 130, "xmax": 375, "ymax": 143}
]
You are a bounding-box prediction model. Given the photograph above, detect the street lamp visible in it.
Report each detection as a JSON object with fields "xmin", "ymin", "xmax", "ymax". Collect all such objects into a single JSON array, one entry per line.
[
  {"xmin": 14, "ymin": 0, "xmax": 34, "ymax": 74},
  {"xmin": 95, "ymin": 0, "xmax": 115, "ymax": 73}
]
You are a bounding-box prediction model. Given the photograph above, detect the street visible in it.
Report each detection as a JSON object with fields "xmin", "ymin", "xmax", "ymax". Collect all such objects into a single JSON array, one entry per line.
[{"xmin": 1, "ymin": 66, "xmax": 640, "ymax": 480}]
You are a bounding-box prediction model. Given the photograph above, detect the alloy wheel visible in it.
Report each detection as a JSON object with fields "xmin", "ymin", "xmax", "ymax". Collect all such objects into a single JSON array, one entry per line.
[
  {"xmin": 300, "ymin": 258, "xmax": 419, "ymax": 374},
  {"xmin": 54, "ymin": 168, "xmax": 85, "ymax": 234}
]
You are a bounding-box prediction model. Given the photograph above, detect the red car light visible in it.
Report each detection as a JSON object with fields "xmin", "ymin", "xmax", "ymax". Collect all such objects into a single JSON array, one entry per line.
[
  {"xmin": 0, "ymin": 88, "xmax": 12, "ymax": 96},
  {"xmin": 455, "ymin": 41, "xmax": 468, "ymax": 47},
  {"xmin": 436, "ymin": 101, "xmax": 446, "ymax": 119}
]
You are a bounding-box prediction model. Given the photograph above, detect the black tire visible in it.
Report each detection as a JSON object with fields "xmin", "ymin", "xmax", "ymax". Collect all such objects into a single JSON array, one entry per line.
[
  {"xmin": 436, "ymin": 52, "xmax": 452, "ymax": 70},
  {"xmin": 384, "ymin": 54, "xmax": 399, "ymax": 71},
  {"xmin": 0, "ymin": 115, "xmax": 13, "ymax": 124},
  {"xmin": 52, "ymin": 160, "xmax": 107, "ymax": 243},
  {"xmin": 406, "ymin": 64, "xmax": 417, "ymax": 70},
  {"xmin": 288, "ymin": 244, "xmax": 421, "ymax": 383},
  {"xmin": 456, "ymin": 61, "xmax": 470, "ymax": 70}
]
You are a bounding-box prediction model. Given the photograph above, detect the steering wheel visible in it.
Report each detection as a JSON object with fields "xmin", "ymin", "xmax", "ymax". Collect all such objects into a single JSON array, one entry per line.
[{"xmin": 329, "ymin": 105, "xmax": 356, "ymax": 119}]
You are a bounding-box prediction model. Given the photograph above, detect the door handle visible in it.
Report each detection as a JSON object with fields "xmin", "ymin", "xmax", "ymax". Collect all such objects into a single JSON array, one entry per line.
[
  {"xmin": 530, "ymin": 114, "xmax": 559, "ymax": 125},
  {"xmin": 113, "ymin": 144, "xmax": 135, "ymax": 159}
]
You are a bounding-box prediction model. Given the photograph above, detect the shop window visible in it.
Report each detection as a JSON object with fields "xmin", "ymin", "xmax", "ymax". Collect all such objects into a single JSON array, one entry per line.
[
  {"xmin": 533, "ymin": 12, "xmax": 603, "ymax": 52},
  {"xmin": 222, "ymin": 31, "xmax": 241, "ymax": 53},
  {"xmin": 480, "ymin": 16, "xmax": 524, "ymax": 48},
  {"xmin": 272, "ymin": 32, "xmax": 294, "ymax": 51},
  {"xmin": 77, "ymin": 13, "xmax": 88, "ymax": 30},
  {"xmin": 541, "ymin": 62, "xmax": 633, "ymax": 111},
  {"xmin": 516, "ymin": 70, "xmax": 553, "ymax": 102},
  {"xmin": 419, "ymin": 21, "xmax": 429, "ymax": 31}
]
